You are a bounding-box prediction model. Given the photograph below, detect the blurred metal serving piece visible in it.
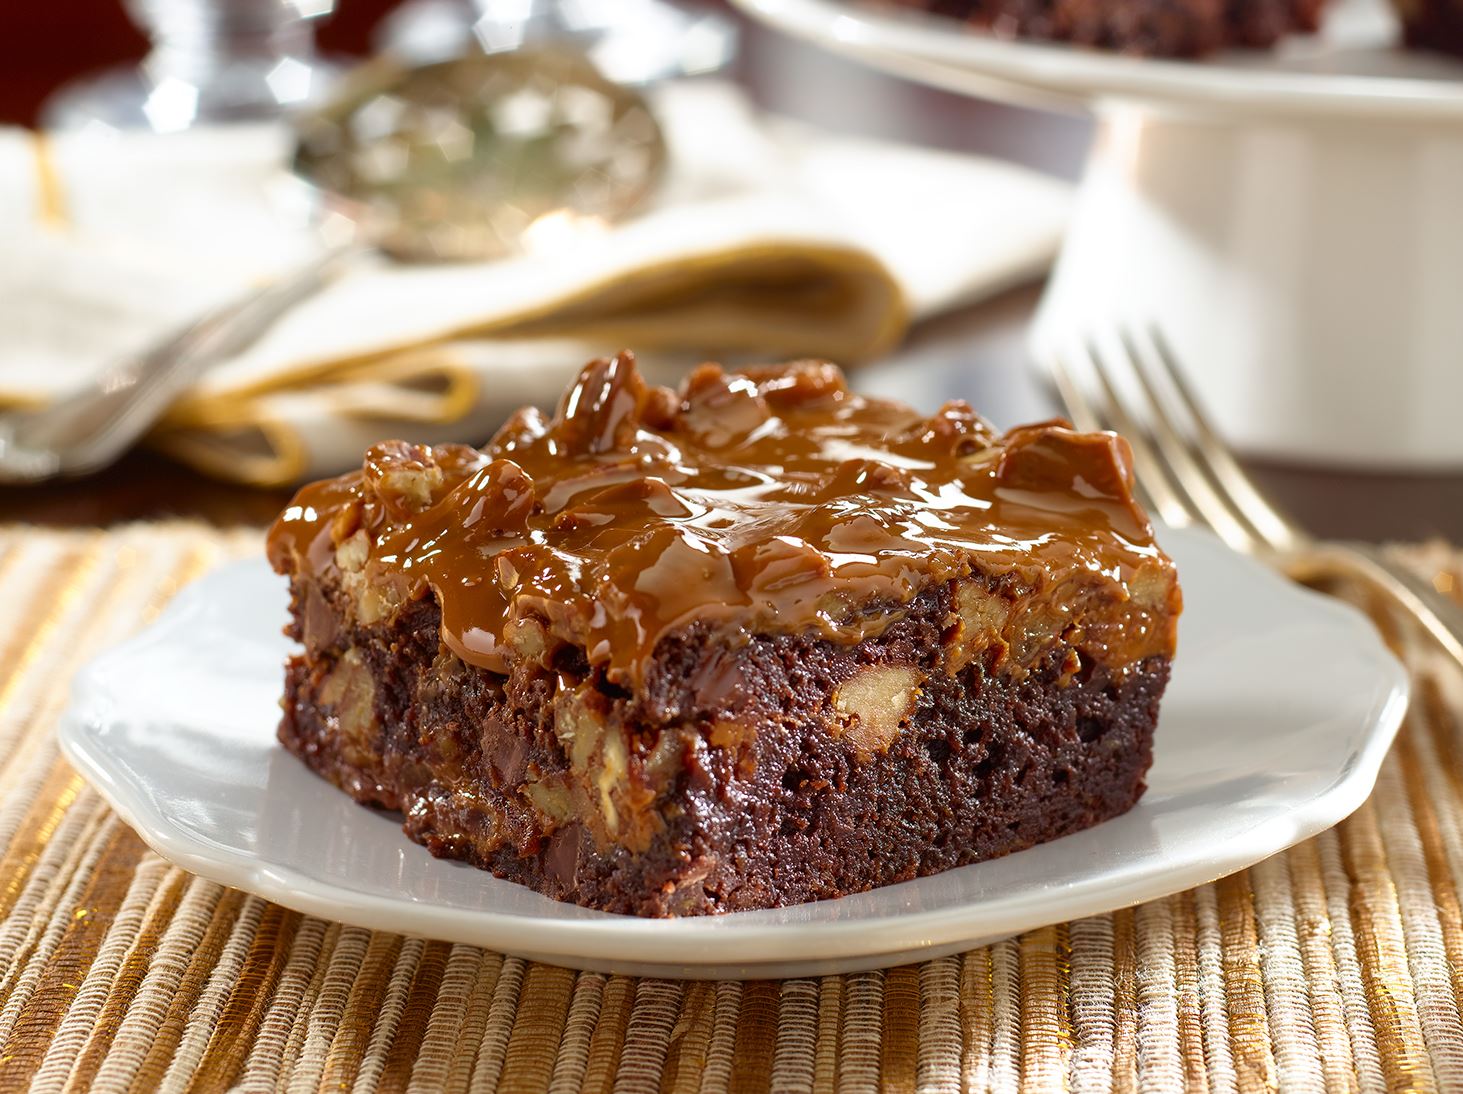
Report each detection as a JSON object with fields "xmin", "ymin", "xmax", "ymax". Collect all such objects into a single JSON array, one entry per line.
[
  {"xmin": 1, "ymin": 50, "xmax": 667, "ymax": 482},
  {"xmin": 294, "ymin": 49, "xmax": 667, "ymax": 262}
]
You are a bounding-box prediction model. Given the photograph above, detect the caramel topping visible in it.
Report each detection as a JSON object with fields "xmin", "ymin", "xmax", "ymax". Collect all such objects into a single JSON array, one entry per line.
[{"xmin": 268, "ymin": 353, "xmax": 1178, "ymax": 683}]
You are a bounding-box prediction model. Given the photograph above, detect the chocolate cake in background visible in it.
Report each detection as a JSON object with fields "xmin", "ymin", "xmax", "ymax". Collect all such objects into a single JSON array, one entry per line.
[
  {"xmin": 268, "ymin": 354, "xmax": 1181, "ymax": 916},
  {"xmin": 886, "ymin": 0, "xmax": 1463, "ymax": 58},
  {"xmin": 886, "ymin": 0, "xmax": 1325, "ymax": 56}
]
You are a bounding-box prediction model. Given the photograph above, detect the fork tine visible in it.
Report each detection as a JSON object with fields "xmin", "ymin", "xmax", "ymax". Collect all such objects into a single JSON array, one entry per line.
[
  {"xmin": 1043, "ymin": 338, "xmax": 1195, "ymax": 530},
  {"xmin": 1090, "ymin": 337, "xmax": 1263, "ymax": 548},
  {"xmin": 1136, "ymin": 326, "xmax": 1304, "ymax": 553},
  {"xmin": 1100, "ymin": 329, "xmax": 1262, "ymax": 553},
  {"xmin": 1044, "ymin": 340, "xmax": 1103, "ymax": 432},
  {"xmin": 1042, "ymin": 344, "xmax": 1151, "ymax": 506},
  {"xmin": 1119, "ymin": 326, "xmax": 1463, "ymax": 669},
  {"xmin": 1055, "ymin": 328, "xmax": 1463, "ymax": 674}
]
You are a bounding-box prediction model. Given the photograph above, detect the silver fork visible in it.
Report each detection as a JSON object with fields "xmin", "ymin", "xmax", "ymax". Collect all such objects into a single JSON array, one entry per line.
[{"xmin": 1043, "ymin": 324, "xmax": 1463, "ymax": 670}]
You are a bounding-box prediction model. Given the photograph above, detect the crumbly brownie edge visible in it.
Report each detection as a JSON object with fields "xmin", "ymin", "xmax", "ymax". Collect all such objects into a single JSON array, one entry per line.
[{"xmin": 278, "ymin": 578, "xmax": 1166, "ymax": 917}]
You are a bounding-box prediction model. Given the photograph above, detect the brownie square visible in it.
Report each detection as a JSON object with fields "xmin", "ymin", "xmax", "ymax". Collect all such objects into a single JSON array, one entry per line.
[{"xmin": 268, "ymin": 355, "xmax": 1180, "ymax": 915}]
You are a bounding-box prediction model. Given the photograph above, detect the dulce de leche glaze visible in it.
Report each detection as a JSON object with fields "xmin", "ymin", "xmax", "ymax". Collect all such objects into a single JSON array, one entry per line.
[{"xmin": 268, "ymin": 354, "xmax": 1179, "ymax": 683}]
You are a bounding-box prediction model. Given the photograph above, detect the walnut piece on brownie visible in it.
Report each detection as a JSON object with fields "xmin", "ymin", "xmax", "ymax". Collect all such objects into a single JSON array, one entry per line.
[{"xmin": 267, "ymin": 352, "xmax": 1181, "ymax": 916}]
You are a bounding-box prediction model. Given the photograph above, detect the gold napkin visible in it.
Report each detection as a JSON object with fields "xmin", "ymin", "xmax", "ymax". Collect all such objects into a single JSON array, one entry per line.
[{"xmin": 0, "ymin": 82, "xmax": 1070, "ymax": 486}]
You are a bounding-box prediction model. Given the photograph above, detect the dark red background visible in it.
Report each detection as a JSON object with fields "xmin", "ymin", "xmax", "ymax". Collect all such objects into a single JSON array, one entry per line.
[{"xmin": 1, "ymin": 0, "xmax": 433, "ymax": 125}]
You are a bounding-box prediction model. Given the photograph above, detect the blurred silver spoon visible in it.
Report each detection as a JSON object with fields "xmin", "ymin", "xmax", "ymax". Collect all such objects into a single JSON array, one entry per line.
[{"xmin": 0, "ymin": 48, "xmax": 666, "ymax": 483}]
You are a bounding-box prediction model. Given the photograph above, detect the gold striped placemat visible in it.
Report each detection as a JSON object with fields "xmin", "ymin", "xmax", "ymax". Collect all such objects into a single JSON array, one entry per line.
[{"xmin": 1, "ymin": 522, "xmax": 1461, "ymax": 1093}]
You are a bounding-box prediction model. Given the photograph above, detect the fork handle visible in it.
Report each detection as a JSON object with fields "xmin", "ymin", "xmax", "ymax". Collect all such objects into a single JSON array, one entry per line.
[{"xmin": 1286, "ymin": 542, "xmax": 1463, "ymax": 669}]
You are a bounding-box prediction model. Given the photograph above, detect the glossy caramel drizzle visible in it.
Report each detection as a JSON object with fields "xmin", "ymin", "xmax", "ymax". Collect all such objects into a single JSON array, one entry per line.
[{"xmin": 268, "ymin": 354, "xmax": 1177, "ymax": 682}]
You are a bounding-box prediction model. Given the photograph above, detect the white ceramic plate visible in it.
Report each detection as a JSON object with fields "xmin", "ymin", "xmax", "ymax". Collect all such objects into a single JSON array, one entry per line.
[
  {"xmin": 733, "ymin": 0, "xmax": 1463, "ymax": 118},
  {"xmin": 60, "ymin": 527, "xmax": 1406, "ymax": 979}
]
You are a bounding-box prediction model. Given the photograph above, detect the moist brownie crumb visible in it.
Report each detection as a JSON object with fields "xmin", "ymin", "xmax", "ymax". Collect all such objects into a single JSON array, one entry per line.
[{"xmin": 268, "ymin": 354, "xmax": 1181, "ymax": 916}]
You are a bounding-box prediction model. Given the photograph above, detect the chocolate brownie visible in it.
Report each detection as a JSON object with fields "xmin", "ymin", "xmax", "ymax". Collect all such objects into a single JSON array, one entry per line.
[
  {"xmin": 884, "ymin": 0, "xmax": 1325, "ymax": 56},
  {"xmin": 267, "ymin": 355, "xmax": 1181, "ymax": 916}
]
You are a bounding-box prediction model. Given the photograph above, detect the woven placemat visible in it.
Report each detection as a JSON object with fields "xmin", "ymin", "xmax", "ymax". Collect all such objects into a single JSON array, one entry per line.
[{"xmin": 1, "ymin": 523, "xmax": 1462, "ymax": 1093}]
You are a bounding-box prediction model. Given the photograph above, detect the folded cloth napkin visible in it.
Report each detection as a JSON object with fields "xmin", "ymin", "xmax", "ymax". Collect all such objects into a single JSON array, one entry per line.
[{"xmin": 0, "ymin": 81, "xmax": 1070, "ymax": 486}]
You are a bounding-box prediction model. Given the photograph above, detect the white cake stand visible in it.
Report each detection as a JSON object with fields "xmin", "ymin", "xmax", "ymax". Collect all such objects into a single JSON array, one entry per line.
[{"xmin": 734, "ymin": 0, "xmax": 1463, "ymax": 469}]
